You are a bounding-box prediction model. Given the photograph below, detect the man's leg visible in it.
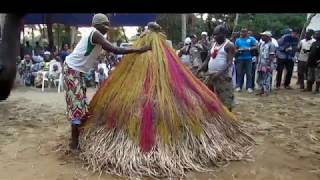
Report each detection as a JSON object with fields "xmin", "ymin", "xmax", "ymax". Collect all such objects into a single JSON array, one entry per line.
[
  {"xmin": 214, "ymin": 76, "xmax": 234, "ymax": 111},
  {"xmin": 236, "ymin": 60, "xmax": 245, "ymax": 90},
  {"xmin": 315, "ymin": 67, "xmax": 320, "ymax": 93},
  {"xmin": 306, "ymin": 67, "xmax": 315, "ymax": 91},
  {"xmin": 64, "ymin": 67, "xmax": 88, "ymax": 150},
  {"xmin": 302, "ymin": 61, "xmax": 308, "ymax": 89},
  {"xmin": 234, "ymin": 60, "xmax": 239, "ymax": 88},
  {"xmin": 297, "ymin": 61, "xmax": 304, "ymax": 89},
  {"xmin": 276, "ymin": 58, "xmax": 285, "ymax": 88},
  {"xmin": 252, "ymin": 61, "xmax": 256, "ymax": 90},
  {"xmin": 71, "ymin": 124, "xmax": 80, "ymax": 149},
  {"xmin": 284, "ymin": 59, "xmax": 294, "ymax": 88},
  {"xmin": 245, "ymin": 60, "xmax": 253, "ymax": 90}
]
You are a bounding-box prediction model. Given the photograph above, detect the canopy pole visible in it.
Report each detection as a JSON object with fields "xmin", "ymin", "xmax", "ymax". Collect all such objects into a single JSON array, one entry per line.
[
  {"xmin": 121, "ymin": 26, "xmax": 129, "ymax": 43},
  {"xmin": 181, "ymin": 14, "xmax": 187, "ymax": 41},
  {"xmin": 57, "ymin": 24, "xmax": 60, "ymax": 52}
]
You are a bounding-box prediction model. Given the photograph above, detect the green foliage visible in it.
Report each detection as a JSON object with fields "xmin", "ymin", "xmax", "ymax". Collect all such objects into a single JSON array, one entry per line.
[
  {"xmin": 156, "ymin": 13, "xmax": 307, "ymax": 46},
  {"xmin": 156, "ymin": 14, "xmax": 182, "ymax": 45},
  {"xmin": 236, "ymin": 13, "xmax": 307, "ymax": 38}
]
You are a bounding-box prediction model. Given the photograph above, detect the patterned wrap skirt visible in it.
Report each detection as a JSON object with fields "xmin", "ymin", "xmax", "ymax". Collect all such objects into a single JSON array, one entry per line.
[{"xmin": 63, "ymin": 63, "xmax": 88, "ymax": 125}]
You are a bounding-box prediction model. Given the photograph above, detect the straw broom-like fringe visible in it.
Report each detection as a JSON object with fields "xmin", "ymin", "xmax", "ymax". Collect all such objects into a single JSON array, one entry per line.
[{"xmin": 79, "ymin": 116, "xmax": 254, "ymax": 179}]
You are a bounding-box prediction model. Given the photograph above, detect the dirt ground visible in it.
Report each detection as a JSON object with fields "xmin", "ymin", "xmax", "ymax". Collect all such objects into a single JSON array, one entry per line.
[{"xmin": 0, "ymin": 81, "xmax": 319, "ymax": 180}]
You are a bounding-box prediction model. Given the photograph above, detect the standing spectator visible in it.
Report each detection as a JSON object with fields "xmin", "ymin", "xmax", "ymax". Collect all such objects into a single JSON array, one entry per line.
[
  {"xmin": 234, "ymin": 28, "xmax": 258, "ymax": 93},
  {"xmin": 198, "ymin": 25, "xmax": 235, "ymax": 111},
  {"xmin": 34, "ymin": 41, "xmax": 43, "ymax": 56},
  {"xmin": 199, "ymin": 32, "xmax": 210, "ymax": 63},
  {"xmin": 24, "ymin": 41, "xmax": 33, "ymax": 57},
  {"xmin": 230, "ymin": 32, "xmax": 240, "ymax": 44},
  {"xmin": 98, "ymin": 67, "xmax": 106, "ymax": 87},
  {"xmin": 94, "ymin": 66, "xmax": 100, "ymax": 88},
  {"xmin": 256, "ymin": 31, "xmax": 276, "ymax": 96},
  {"xmin": 297, "ymin": 30, "xmax": 315, "ymax": 89},
  {"xmin": 178, "ymin": 37, "xmax": 192, "ymax": 69},
  {"xmin": 175, "ymin": 42, "xmax": 184, "ymax": 56},
  {"xmin": 97, "ymin": 56, "xmax": 109, "ymax": 78},
  {"xmin": 260, "ymin": 33, "xmax": 279, "ymax": 90},
  {"xmin": 60, "ymin": 43, "xmax": 71, "ymax": 63},
  {"xmin": 305, "ymin": 30, "xmax": 320, "ymax": 93},
  {"xmin": 20, "ymin": 43, "xmax": 25, "ymax": 60},
  {"xmin": 248, "ymin": 31, "xmax": 259, "ymax": 90},
  {"xmin": 189, "ymin": 34, "xmax": 202, "ymax": 74},
  {"xmin": 276, "ymin": 28, "xmax": 299, "ymax": 89}
]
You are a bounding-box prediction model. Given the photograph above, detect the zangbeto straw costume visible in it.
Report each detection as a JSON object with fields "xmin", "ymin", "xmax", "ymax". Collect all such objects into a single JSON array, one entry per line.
[{"xmin": 79, "ymin": 23, "xmax": 255, "ymax": 178}]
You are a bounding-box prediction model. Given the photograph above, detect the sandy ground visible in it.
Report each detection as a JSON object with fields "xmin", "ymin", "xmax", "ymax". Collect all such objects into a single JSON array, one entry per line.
[{"xmin": 0, "ymin": 79, "xmax": 320, "ymax": 180}]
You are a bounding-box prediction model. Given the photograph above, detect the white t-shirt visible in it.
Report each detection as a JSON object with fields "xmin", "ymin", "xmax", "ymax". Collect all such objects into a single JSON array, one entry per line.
[
  {"xmin": 298, "ymin": 38, "xmax": 316, "ymax": 62},
  {"xmin": 260, "ymin": 38, "xmax": 279, "ymax": 48},
  {"xmin": 94, "ymin": 71, "xmax": 99, "ymax": 83},
  {"xmin": 208, "ymin": 40, "xmax": 232, "ymax": 77},
  {"xmin": 48, "ymin": 59, "xmax": 62, "ymax": 75},
  {"xmin": 98, "ymin": 63, "xmax": 109, "ymax": 78},
  {"xmin": 65, "ymin": 27, "xmax": 103, "ymax": 73}
]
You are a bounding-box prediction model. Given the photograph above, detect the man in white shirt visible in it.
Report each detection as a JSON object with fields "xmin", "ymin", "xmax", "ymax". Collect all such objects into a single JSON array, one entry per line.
[
  {"xmin": 64, "ymin": 13, "xmax": 150, "ymax": 150},
  {"xmin": 297, "ymin": 30, "xmax": 315, "ymax": 89},
  {"xmin": 48, "ymin": 55, "xmax": 62, "ymax": 87},
  {"xmin": 97, "ymin": 56, "xmax": 109, "ymax": 78}
]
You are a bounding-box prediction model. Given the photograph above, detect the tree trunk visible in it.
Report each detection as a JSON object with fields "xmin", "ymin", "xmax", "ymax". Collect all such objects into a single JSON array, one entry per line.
[
  {"xmin": 70, "ymin": 26, "xmax": 77, "ymax": 46},
  {"xmin": 46, "ymin": 15, "xmax": 54, "ymax": 52},
  {"xmin": 0, "ymin": 14, "xmax": 25, "ymax": 100}
]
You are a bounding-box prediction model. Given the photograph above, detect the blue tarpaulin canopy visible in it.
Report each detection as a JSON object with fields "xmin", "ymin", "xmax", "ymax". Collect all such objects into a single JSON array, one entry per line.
[{"xmin": 23, "ymin": 13, "xmax": 158, "ymax": 26}]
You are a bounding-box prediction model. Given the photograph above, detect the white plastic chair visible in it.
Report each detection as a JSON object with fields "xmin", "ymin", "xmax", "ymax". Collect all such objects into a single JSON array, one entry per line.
[
  {"xmin": 41, "ymin": 71, "xmax": 49, "ymax": 92},
  {"xmin": 42, "ymin": 72, "xmax": 63, "ymax": 93},
  {"xmin": 56, "ymin": 73, "xmax": 64, "ymax": 93}
]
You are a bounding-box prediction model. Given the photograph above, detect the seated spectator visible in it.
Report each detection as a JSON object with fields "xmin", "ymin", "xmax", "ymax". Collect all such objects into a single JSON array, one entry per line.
[
  {"xmin": 34, "ymin": 62, "xmax": 47, "ymax": 88},
  {"xmin": 43, "ymin": 51, "xmax": 52, "ymax": 71},
  {"xmin": 49, "ymin": 54, "xmax": 62, "ymax": 74},
  {"xmin": 48, "ymin": 53, "xmax": 62, "ymax": 88},
  {"xmin": 19, "ymin": 54, "xmax": 33, "ymax": 86},
  {"xmin": 59, "ymin": 43, "xmax": 71, "ymax": 63},
  {"xmin": 48, "ymin": 64, "xmax": 61, "ymax": 87}
]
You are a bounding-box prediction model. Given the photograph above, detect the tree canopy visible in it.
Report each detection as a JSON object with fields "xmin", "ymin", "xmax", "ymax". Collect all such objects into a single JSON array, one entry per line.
[{"xmin": 156, "ymin": 13, "xmax": 307, "ymax": 46}]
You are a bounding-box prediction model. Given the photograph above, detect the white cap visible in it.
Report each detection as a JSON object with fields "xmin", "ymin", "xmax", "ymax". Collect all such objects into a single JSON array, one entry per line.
[
  {"xmin": 44, "ymin": 51, "xmax": 51, "ymax": 55},
  {"xmin": 260, "ymin": 31, "xmax": 272, "ymax": 37},
  {"xmin": 184, "ymin": 37, "xmax": 192, "ymax": 45},
  {"xmin": 201, "ymin": 32, "xmax": 208, "ymax": 36}
]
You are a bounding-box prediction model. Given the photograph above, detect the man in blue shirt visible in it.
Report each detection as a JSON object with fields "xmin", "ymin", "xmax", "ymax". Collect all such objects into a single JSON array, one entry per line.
[
  {"xmin": 59, "ymin": 43, "xmax": 71, "ymax": 63},
  {"xmin": 235, "ymin": 28, "xmax": 258, "ymax": 93},
  {"xmin": 276, "ymin": 28, "xmax": 299, "ymax": 89}
]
